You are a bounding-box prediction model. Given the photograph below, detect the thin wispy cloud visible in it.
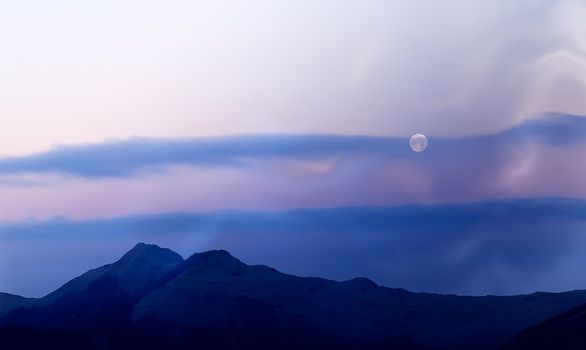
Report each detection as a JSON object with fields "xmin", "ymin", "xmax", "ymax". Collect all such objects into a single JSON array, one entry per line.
[
  {"xmin": 0, "ymin": 113, "xmax": 583, "ymax": 179},
  {"xmin": 0, "ymin": 135, "xmax": 404, "ymax": 178}
]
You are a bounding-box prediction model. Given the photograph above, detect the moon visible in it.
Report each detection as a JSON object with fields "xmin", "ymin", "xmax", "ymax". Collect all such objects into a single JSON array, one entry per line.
[{"xmin": 410, "ymin": 134, "xmax": 428, "ymax": 152}]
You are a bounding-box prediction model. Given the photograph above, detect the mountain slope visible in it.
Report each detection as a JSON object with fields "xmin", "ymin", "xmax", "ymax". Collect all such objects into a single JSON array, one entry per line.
[
  {"xmin": 0, "ymin": 293, "xmax": 34, "ymax": 318},
  {"xmin": 505, "ymin": 302, "xmax": 586, "ymax": 350},
  {"xmin": 0, "ymin": 243, "xmax": 183, "ymax": 330},
  {"xmin": 134, "ymin": 249, "xmax": 586, "ymax": 350},
  {"xmin": 39, "ymin": 242, "xmax": 183, "ymax": 306}
]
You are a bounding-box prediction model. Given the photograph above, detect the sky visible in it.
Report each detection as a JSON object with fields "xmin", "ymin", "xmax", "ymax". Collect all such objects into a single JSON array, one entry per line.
[
  {"xmin": 0, "ymin": 0, "xmax": 586, "ymax": 297},
  {"xmin": 1, "ymin": 0, "xmax": 586, "ymax": 155}
]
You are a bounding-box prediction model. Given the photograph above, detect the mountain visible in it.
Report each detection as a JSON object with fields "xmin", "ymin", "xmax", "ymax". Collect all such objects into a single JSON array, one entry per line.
[
  {"xmin": 0, "ymin": 293, "xmax": 33, "ymax": 318},
  {"xmin": 505, "ymin": 302, "xmax": 586, "ymax": 349},
  {"xmin": 39, "ymin": 242, "xmax": 183, "ymax": 306},
  {"xmin": 2, "ymin": 243, "xmax": 586, "ymax": 350},
  {"xmin": 0, "ymin": 243, "xmax": 183, "ymax": 331},
  {"xmin": 133, "ymin": 249, "xmax": 586, "ymax": 350}
]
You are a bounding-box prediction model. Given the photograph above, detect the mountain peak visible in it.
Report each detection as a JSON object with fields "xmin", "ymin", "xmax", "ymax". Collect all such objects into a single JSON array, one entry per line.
[
  {"xmin": 187, "ymin": 249, "xmax": 240, "ymax": 263},
  {"xmin": 343, "ymin": 277, "xmax": 378, "ymax": 290},
  {"xmin": 198, "ymin": 249, "xmax": 234, "ymax": 259},
  {"xmin": 40, "ymin": 243, "xmax": 184, "ymax": 304},
  {"xmin": 184, "ymin": 249, "xmax": 244, "ymax": 273},
  {"xmin": 119, "ymin": 242, "xmax": 183, "ymax": 265},
  {"xmin": 107, "ymin": 243, "xmax": 184, "ymax": 294}
]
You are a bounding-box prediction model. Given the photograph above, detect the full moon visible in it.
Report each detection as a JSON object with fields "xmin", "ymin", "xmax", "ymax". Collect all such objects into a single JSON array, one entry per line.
[{"xmin": 410, "ymin": 134, "xmax": 428, "ymax": 152}]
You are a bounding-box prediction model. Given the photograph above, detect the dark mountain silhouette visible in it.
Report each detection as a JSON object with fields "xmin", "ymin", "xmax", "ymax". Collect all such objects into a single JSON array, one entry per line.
[
  {"xmin": 39, "ymin": 242, "xmax": 183, "ymax": 306},
  {"xmin": 0, "ymin": 293, "xmax": 33, "ymax": 318},
  {"xmin": 505, "ymin": 302, "xmax": 586, "ymax": 350},
  {"xmin": 2, "ymin": 243, "xmax": 586, "ymax": 350}
]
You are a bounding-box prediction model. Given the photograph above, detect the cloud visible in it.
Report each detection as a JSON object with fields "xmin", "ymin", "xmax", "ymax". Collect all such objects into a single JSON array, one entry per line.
[
  {"xmin": 0, "ymin": 113, "xmax": 582, "ymax": 221},
  {"xmin": 1, "ymin": 197, "xmax": 586, "ymax": 297},
  {"xmin": 324, "ymin": 0, "xmax": 586, "ymax": 136},
  {"xmin": 0, "ymin": 113, "xmax": 583, "ymax": 179},
  {"xmin": 0, "ymin": 135, "xmax": 405, "ymax": 178},
  {"xmin": 501, "ymin": 112, "xmax": 586, "ymax": 144}
]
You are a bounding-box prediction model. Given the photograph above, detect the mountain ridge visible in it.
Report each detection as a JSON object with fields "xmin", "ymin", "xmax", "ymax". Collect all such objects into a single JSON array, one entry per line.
[{"xmin": 2, "ymin": 243, "xmax": 586, "ymax": 350}]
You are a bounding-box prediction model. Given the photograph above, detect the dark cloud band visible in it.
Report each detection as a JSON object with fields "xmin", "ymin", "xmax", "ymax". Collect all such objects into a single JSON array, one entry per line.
[
  {"xmin": 0, "ymin": 113, "xmax": 583, "ymax": 178},
  {"xmin": 2, "ymin": 197, "xmax": 586, "ymax": 297}
]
